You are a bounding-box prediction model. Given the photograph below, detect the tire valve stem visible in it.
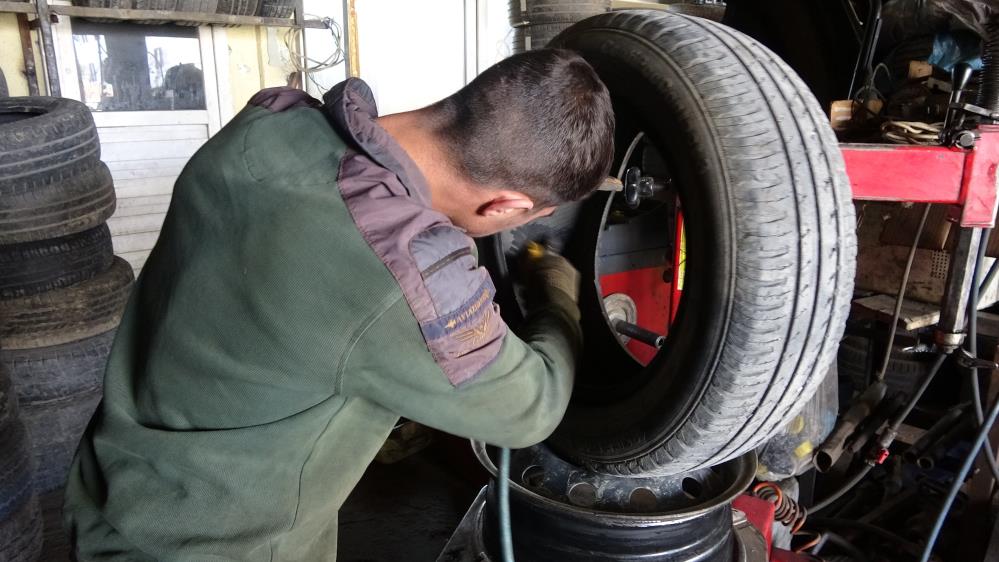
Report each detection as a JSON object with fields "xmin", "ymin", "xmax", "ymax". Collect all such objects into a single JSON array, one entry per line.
[{"xmin": 613, "ymin": 320, "xmax": 665, "ymax": 349}]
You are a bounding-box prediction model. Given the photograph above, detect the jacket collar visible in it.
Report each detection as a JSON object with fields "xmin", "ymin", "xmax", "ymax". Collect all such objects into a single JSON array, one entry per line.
[{"xmin": 323, "ymin": 78, "xmax": 432, "ymax": 205}]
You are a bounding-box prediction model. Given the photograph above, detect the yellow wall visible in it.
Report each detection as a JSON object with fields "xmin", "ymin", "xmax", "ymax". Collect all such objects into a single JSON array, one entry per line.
[
  {"xmin": 226, "ymin": 26, "xmax": 295, "ymax": 114},
  {"xmin": 0, "ymin": 13, "xmax": 44, "ymax": 96}
]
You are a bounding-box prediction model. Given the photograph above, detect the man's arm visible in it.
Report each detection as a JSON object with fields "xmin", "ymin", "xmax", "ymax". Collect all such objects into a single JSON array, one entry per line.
[{"xmin": 340, "ymin": 270, "xmax": 581, "ymax": 449}]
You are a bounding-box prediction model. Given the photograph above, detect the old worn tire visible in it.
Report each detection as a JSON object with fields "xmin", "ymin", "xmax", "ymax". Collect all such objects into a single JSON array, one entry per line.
[
  {"xmin": 4, "ymin": 332, "xmax": 114, "ymax": 493},
  {"xmin": 2, "ymin": 330, "xmax": 115, "ymax": 406},
  {"xmin": 488, "ymin": 11, "xmax": 856, "ymax": 475},
  {"xmin": 259, "ymin": 0, "xmax": 293, "ymax": 18},
  {"xmin": 175, "ymin": 0, "xmax": 219, "ymax": 24},
  {"xmin": 0, "ymin": 372, "xmax": 43, "ymax": 562},
  {"xmin": 217, "ymin": 0, "xmax": 258, "ymax": 15},
  {"xmin": 508, "ymin": 0, "xmax": 610, "ymax": 25},
  {"xmin": 838, "ymin": 335, "xmax": 928, "ymax": 396},
  {"xmin": 0, "ymin": 257, "xmax": 133, "ymax": 350},
  {"xmin": 72, "ymin": 0, "xmax": 133, "ymax": 22},
  {"xmin": 0, "ymin": 224, "xmax": 114, "ymax": 300},
  {"xmin": 178, "ymin": 0, "xmax": 217, "ymax": 10},
  {"xmin": 134, "ymin": 0, "xmax": 176, "ymax": 8},
  {"xmin": 134, "ymin": 0, "xmax": 178, "ymax": 22},
  {"xmin": 0, "ymin": 159, "xmax": 116, "ymax": 245},
  {"xmin": 513, "ymin": 23, "xmax": 574, "ymax": 52},
  {"xmin": 21, "ymin": 388, "xmax": 103, "ymax": 493},
  {"xmin": 0, "ymin": 97, "xmax": 100, "ymax": 192}
]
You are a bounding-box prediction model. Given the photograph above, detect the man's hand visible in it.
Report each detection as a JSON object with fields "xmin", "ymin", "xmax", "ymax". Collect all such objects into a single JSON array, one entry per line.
[{"xmin": 521, "ymin": 242, "xmax": 581, "ymax": 312}]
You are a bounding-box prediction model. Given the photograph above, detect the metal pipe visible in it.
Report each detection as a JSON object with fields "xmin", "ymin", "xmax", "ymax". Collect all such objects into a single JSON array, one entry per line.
[
  {"xmin": 814, "ymin": 382, "xmax": 886, "ymax": 473},
  {"xmin": 34, "ymin": 0, "xmax": 61, "ymax": 97},
  {"xmin": 16, "ymin": 13, "xmax": 39, "ymax": 96},
  {"xmin": 614, "ymin": 320, "xmax": 665, "ymax": 349},
  {"xmin": 902, "ymin": 404, "xmax": 967, "ymax": 463},
  {"xmin": 936, "ymin": 228, "xmax": 982, "ymax": 351},
  {"xmin": 917, "ymin": 417, "xmax": 974, "ymax": 470}
]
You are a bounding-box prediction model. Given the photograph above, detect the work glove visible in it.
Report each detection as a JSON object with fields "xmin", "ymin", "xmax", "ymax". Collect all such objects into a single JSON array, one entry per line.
[{"xmin": 520, "ymin": 242, "xmax": 581, "ymax": 321}]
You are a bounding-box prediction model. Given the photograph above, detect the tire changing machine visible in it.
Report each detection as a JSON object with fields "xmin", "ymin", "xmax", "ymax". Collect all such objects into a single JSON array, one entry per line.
[
  {"xmin": 435, "ymin": 129, "xmax": 999, "ymax": 562},
  {"xmin": 436, "ymin": 46, "xmax": 999, "ymax": 562}
]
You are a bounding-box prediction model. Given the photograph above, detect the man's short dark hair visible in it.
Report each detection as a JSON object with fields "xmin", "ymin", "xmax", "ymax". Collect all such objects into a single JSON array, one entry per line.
[{"xmin": 431, "ymin": 49, "xmax": 615, "ymax": 206}]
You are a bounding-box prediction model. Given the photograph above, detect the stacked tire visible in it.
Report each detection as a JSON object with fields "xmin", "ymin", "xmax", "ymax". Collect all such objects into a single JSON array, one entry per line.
[
  {"xmin": 258, "ymin": 0, "xmax": 294, "ymax": 19},
  {"xmin": 71, "ymin": 0, "xmax": 223, "ymax": 24},
  {"xmin": 0, "ymin": 97, "xmax": 133, "ymax": 497},
  {"xmin": 510, "ymin": 0, "xmax": 611, "ymax": 53},
  {"xmin": 0, "ymin": 370, "xmax": 43, "ymax": 562}
]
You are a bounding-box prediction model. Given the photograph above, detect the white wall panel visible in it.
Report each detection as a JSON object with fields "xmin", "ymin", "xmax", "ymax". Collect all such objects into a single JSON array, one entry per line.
[{"xmin": 354, "ymin": 0, "xmax": 468, "ymax": 114}]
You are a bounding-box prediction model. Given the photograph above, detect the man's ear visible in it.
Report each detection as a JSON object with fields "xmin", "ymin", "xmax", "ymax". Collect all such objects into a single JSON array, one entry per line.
[{"xmin": 478, "ymin": 192, "xmax": 535, "ymax": 217}]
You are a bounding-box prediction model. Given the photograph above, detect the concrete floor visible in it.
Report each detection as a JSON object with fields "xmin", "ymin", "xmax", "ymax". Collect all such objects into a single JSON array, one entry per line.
[
  {"xmin": 339, "ymin": 436, "xmax": 485, "ymax": 561},
  {"xmin": 38, "ymin": 434, "xmax": 485, "ymax": 561}
]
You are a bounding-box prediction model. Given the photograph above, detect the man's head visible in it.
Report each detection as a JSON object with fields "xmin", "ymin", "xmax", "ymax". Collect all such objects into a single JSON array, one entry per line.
[{"xmin": 380, "ymin": 49, "xmax": 615, "ymax": 237}]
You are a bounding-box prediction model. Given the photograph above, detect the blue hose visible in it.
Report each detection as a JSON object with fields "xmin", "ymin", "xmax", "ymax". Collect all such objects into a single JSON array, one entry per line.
[
  {"xmin": 498, "ymin": 447, "xmax": 515, "ymax": 562},
  {"xmin": 919, "ymin": 393, "xmax": 999, "ymax": 562}
]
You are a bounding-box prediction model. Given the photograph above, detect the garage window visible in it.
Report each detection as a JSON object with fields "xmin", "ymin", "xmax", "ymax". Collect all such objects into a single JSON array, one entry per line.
[{"xmin": 72, "ymin": 21, "xmax": 206, "ymax": 112}]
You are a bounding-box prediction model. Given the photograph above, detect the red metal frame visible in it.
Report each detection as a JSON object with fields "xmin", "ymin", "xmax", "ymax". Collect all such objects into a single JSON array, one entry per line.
[
  {"xmin": 733, "ymin": 494, "xmax": 814, "ymax": 562},
  {"xmin": 844, "ymin": 124, "xmax": 999, "ymax": 227}
]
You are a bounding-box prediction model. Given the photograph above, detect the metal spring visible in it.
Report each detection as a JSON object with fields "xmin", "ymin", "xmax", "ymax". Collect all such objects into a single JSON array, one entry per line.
[{"xmin": 752, "ymin": 482, "xmax": 808, "ymax": 533}]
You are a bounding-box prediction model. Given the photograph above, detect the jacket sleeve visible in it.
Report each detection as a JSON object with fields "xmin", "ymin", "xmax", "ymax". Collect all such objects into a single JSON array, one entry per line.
[{"xmin": 340, "ymin": 291, "xmax": 580, "ymax": 448}]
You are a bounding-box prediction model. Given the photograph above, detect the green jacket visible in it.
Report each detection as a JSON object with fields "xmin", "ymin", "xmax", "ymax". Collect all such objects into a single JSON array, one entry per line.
[{"xmin": 64, "ymin": 80, "xmax": 580, "ymax": 561}]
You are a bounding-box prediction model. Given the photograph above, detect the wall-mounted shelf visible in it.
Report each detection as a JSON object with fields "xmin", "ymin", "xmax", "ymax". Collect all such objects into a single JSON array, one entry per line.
[{"xmin": 0, "ymin": 1, "xmax": 324, "ymax": 28}]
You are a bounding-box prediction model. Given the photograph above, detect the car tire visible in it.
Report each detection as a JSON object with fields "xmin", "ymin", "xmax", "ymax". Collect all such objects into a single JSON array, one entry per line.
[
  {"xmin": 0, "ymin": 256, "xmax": 133, "ymax": 350},
  {"xmin": 0, "ymin": 372, "xmax": 43, "ymax": 562},
  {"xmin": 3, "ymin": 331, "xmax": 115, "ymax": 494},
  {"xmin": 484, "ymin": 10, "xmax": 856, "ymax": 475},
  {"xmin": 508, "ymin": 0, "xmax": 611, "ymax": 25},
  {"xmin": 513, "ymin": 23, "xmax": 575, "ymax": 52},
  {"xmin": 0, "ymin": 97, "xmax": 101, "ymax": 194},
  {"xmin": 259, "ymin": 0, "xmax": 293, "ymax": 18},
  {"xmin": 838, "ymin": 335, "xmax": 928, "ymax": 397},
  {"xmin": 0, "ymin": 224, "xmax": 115, "ymax": 300},
  {"xmin": 2, "ymin": 330, "xmax": 115, "ymax": 406},
  {"xmin": 0, "ymin": 158, "xmax": 116, "ymax": 245},
  {"xmin": 217, "ymin": 0, "xmax": 258, "ymax": 15},
  {"xmin": 20, "ymin": 388, "xmax": 103, "ymax": 493}
]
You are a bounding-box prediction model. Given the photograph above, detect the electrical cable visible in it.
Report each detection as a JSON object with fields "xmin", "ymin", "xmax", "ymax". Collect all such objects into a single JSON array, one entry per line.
[
  {"xmin": 966, "ymin": 227, "xmax": 999, "ymax": 486},
  {"xmin": 498, "ymin": 447, "xmax": 515, "ymax": 562},
  {"xmin": 810, "ymin": 464, "xmax": 873, "ymax": 514},
  {"xmin": 919, "ymin": 394, "xmax": 999, "ymax": 562},
  {"xmin": 283, "ymin": 16, "xmax": 345, "ymax": 92},
  {"xmin": 793, "ymin": 530, "xmax": 822, "ymax": 554},
  {"xmin": 875, "ymin": 203, "xmax": 932, "ymax": 382},
  {"xmin": 807, "ymin": 517, "xmax": 922, "ymax": 555},
  {"xmin": 811, "ymin": 530, "xmax": 870, "ymax": 562},
  {"xmin": 881, "ymin": 121, "xmax": 944, "ymax": 145}
]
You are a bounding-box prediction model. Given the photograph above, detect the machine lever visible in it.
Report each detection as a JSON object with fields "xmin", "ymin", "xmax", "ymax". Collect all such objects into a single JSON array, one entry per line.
[{"xmin": 613, "ymin": 320, "xmax": 665, "ymax": 349}]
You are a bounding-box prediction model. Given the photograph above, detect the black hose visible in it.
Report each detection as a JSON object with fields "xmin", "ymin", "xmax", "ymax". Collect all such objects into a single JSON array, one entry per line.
[
  {"xmin": 876, "ymin": 203, "xmax": 931, "ymax": 382},
  {"xmin": 812, "ymin": 531, "xmax": 870, "ymax": 562},
  {"xmin": 808, "ymin": 517, "xmax": 922, "ymax": 556},
  {"xmin": 811, "ymin": 464, "xmax": 873, "ymax": 514},
  {"xmin": 919, "ymin": 395, "xmax": 999, "ymax": 562},
  {"xmin": 967, "ymin": 228, "xmax": 999, "ymax": 485}
]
